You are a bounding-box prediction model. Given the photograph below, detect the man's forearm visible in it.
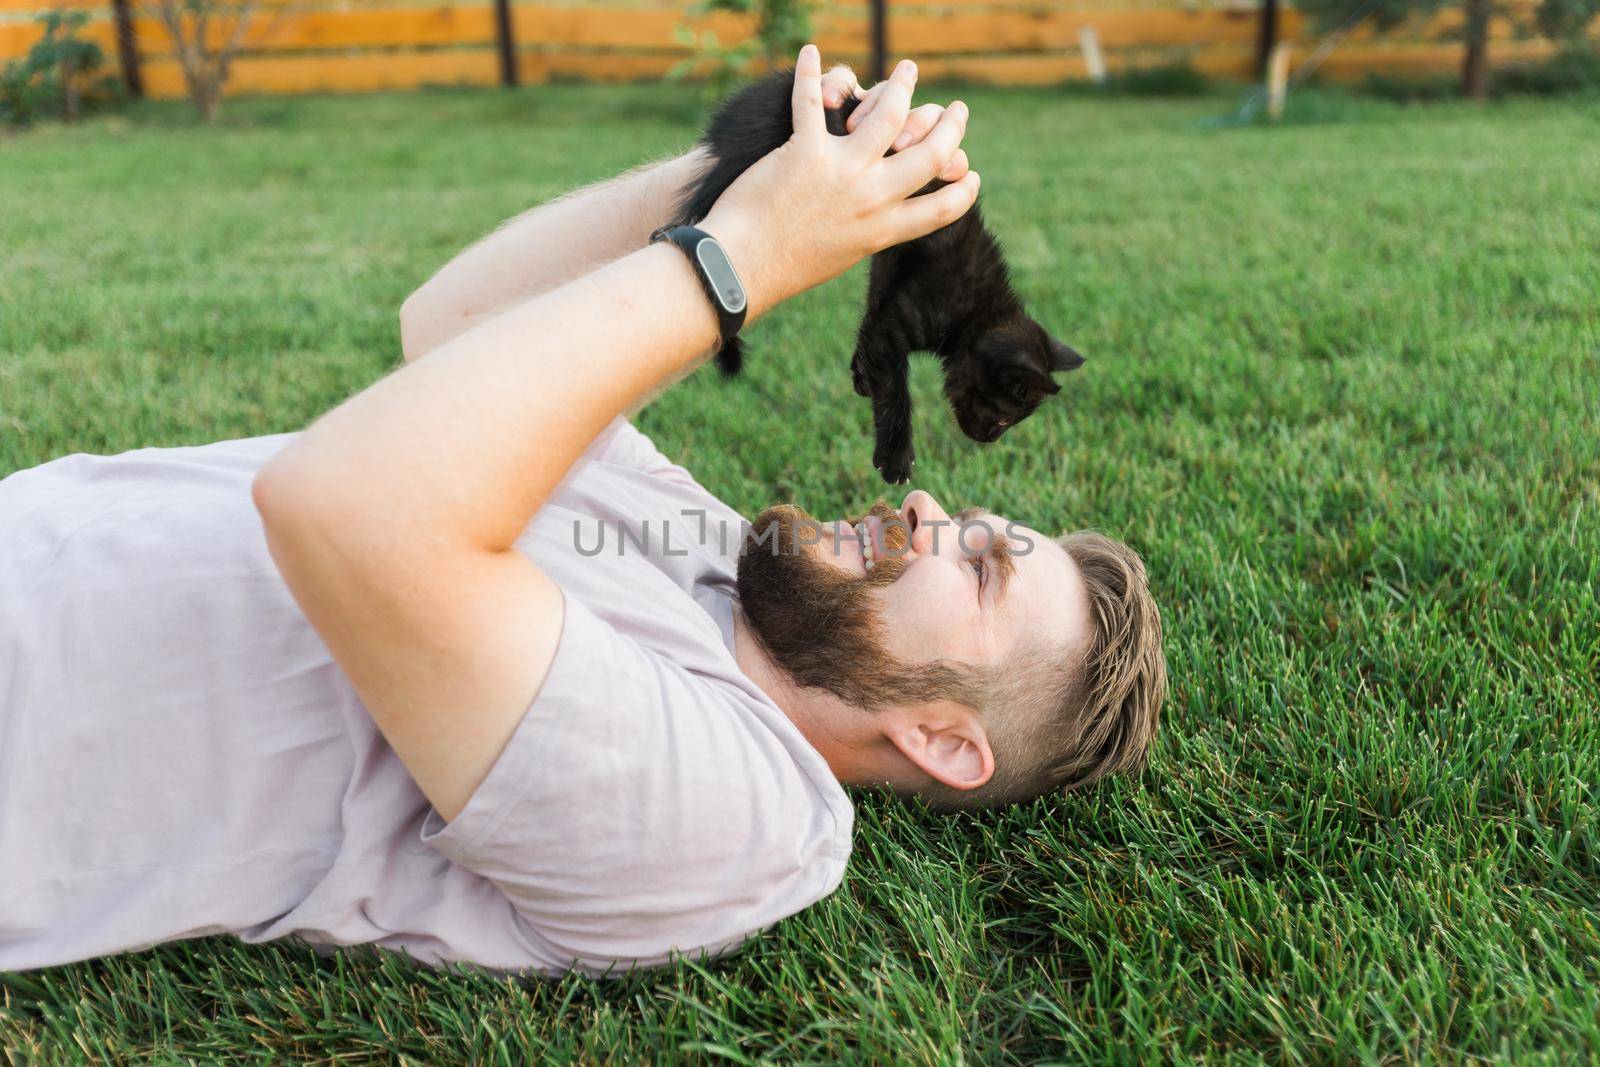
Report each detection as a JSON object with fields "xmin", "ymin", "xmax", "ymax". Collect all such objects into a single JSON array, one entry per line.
[{"xmin": 398, "ymin": 148, "xmax": 710, "ymax": 362}]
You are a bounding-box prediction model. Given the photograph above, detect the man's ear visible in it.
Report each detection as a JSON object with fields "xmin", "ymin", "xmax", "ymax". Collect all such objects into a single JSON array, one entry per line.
[
  {"xmin": 882, "ymin": 705, "xmax": 995, "ymax": 793},
  {"xmin": 1048, "ymin": 336, "xmax": 1086, "ymax": 373}
]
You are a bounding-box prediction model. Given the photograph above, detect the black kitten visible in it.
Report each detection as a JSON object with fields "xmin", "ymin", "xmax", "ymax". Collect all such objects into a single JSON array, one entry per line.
[{"xmin": 671, "ymin": 70, "xmax": 1085, "ymax": 483}]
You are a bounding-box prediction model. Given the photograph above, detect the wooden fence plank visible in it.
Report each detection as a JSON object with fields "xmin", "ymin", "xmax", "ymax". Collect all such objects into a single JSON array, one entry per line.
[
  {"xmin": 522, "ymin": 49, "xmax": 679, "ymax": 81},
  {"xmin": 0, "ymin": 0, "xmax": 102, "ymax": 12},
  {"xmin": 243, "ymin": 7, "xmax": 499, "ymax": 49},
  {"xmin": 122, "ymin": 8, "xmax": 499, "ymax": 53},
  {"xmin": 106, "ymin": 5, "xmax": 755, "ymax": 57},
  {"xmin": 140, "ymin": 47, "xmax": 498, "ymax": 94},
  {"xmin": 915, "ymin": 43, "xmax": 1260, "ymax": 82},
  {"xmin": 887, "ymin": 8, "xmax": 1260, "ymax": 52},
  {"xmin": 1315, "ymin": 37, "xmax": 1556, "ymax": 76}
]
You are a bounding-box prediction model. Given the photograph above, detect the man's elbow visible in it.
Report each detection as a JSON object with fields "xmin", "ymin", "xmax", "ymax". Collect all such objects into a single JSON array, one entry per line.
[
  {"xmin": 398, "ymin": 288, "xmax": 434, "ymax": 364},
  {"xmin": 252, "ymin": 448, "xmax": 336, "ymax": 545},
  {"xmin": 400, "ymin": 279, "xmax": 486, "ymax": 364},
  {"xmin": 252, "ymin": 457, "xmax": 300, "ymax": 539}
]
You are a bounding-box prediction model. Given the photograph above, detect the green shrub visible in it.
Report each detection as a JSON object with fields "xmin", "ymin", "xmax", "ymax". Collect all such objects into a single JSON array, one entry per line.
[
  {"xmin": 1494, "ymin": 46, "xmax": 1600, "ymax": 95},
  {"xmin": 1535, "ymin": 0, "xmax": 1600, "ymax": 40},
  {"xmin": 1105, "ymin": 61, "xmax": 1216, "ymax": 97},
  {"xmin": 0, "ymin": 11, "xmax": 117, "ymax": 127},
  {"xmin": 1356, "ymin": 46, "xmax": 1600, "ymax": 101},
  {"xmin": 1358, "ymin": 71, "xmax": 1462, "ymax": 103},
  {"xmin": 670, "ymin": 0, "xmax": 813, "ymax": 97}
]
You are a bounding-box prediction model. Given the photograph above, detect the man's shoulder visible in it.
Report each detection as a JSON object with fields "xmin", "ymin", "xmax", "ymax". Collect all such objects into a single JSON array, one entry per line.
[
  {"xmin": 424, "ymin": 585, "xmax": 854, "ymax": 970},
  {"xmin": 554, "ymin": 584, "xmax": 851, "ymax": 830}
]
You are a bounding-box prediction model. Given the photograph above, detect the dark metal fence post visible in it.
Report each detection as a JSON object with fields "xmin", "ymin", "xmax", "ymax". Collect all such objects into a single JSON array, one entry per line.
[
  {"xmin": 494, "ymin": 0, "xmax": 519, "ymax": 87},
  {"xmin": 1254, "ymin": 0, "xmax": 1279, "ymax": 79},
  {"xmin": 869, "ymin": 0, "xmax": 887, "ymax": 83},
  {"xmin": 110, "ymin": 0, "xmax": 143, "ymax": 97}
]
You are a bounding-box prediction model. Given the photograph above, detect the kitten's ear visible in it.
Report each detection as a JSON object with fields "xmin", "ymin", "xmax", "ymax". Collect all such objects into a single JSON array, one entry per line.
[{"xmin": 1048, "ymin": 337, "xmax": 1086, "ymax": 373}]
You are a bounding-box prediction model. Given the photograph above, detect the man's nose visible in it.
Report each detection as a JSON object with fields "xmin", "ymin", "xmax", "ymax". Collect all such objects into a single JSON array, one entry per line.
[{"xmin": 900, "ymin": 489, "xmax": 952, "ymax": 557}]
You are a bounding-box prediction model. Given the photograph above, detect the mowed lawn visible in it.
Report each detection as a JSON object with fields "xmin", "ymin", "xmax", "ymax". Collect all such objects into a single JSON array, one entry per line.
[{"xmin": 2, "ymin": 82, "xmax": 1598, "ymax": 1063}]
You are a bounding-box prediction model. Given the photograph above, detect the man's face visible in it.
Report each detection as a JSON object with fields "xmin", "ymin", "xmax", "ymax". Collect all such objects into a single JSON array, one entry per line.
[{"xmin": 735, "ymin": 489, "xmax": 1091, "ymax": 712}]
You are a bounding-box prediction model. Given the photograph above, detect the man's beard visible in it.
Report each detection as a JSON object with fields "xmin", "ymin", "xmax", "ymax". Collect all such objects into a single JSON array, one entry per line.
[{"xmin": 735, "ymin": 501, "xmax": 981, "ymax": 712}]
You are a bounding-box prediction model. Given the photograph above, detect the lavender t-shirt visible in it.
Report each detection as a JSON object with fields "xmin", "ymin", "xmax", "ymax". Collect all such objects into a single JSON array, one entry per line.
[{"xmin": 0, "ymin": 419, "xmax": 853, "ymax": 975}]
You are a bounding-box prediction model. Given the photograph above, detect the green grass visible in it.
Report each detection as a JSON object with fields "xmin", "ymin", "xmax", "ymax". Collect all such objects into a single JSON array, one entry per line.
[{"xmin": 3, "ymin": 83, "xmax": 1599, "ymax": 1064}]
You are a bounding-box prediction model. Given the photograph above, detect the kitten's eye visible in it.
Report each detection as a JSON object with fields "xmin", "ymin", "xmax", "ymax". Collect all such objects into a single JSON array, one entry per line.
[{"xmin": 1011, "ymin": 381, "xmax": 1030, "ymax": 403}]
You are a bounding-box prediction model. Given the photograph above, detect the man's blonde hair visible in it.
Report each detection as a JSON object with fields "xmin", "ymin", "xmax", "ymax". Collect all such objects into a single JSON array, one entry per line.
[{"xmin": 924, "ymin": 530, "xmax": 1168, "ymax": 811}]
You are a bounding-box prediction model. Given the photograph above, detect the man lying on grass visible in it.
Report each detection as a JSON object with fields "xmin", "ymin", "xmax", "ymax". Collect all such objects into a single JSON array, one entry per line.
[{"xmin": 0, "ymin": 50, "xmax": 1166, "ymax": 977}]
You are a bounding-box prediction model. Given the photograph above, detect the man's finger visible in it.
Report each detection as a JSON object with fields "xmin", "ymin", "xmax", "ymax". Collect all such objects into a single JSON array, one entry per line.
[
  {"xmin": 884, "ymin": 99, "xmax": 968, "ymax": 196},
  {"xmin": 940, "ymin": 148, "xmax": 970, "ymax": 184},
  {"xmin": 791, "ymin": 44, "xmax": 826, "ymax": 140},
  {"xmin": 849, "ymin": 58, "xmax": 917, "ymax": 158},
  {"xmin": 888, "ymin": 170, "xmax": 980, "ymax": 245},
  {"xmin": 889, "ymin": 103, "xmax": 945, "ymax": 153},
  {"xmin": 845, "ymin": 80, "xmax": 890, "ymax": 132},
  {"xmin": 821, "ymin": 64, "xmax": 862, "ymax": 109}
]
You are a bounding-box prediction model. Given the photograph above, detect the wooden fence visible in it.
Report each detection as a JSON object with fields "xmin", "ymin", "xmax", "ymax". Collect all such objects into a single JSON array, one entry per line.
[{"xmin": 0, "ymin": 0, "xmax": 1582, "ymax": 99}]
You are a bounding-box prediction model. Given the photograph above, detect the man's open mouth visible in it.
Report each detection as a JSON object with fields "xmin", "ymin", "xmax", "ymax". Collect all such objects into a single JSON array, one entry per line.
[
  {"xmin": 855, "ymin": 518, "xmax": 879, "ymax": 573},
  {"xmin": 852, "ymin": 505, "xmax": 909, "ymax": 574}
]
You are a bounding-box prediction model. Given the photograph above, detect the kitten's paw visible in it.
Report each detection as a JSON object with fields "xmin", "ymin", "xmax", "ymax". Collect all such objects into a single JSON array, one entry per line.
[
  {"xmin": 874, "ymin": 445, "xmax": 915, "ymax": 485},
  {"xmin": 850, "ymin": 357, "xmax": 871, "ymax": 398}
]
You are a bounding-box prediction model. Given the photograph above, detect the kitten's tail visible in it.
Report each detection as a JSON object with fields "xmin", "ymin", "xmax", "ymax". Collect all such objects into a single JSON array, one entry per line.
[{"xmin": 714, "ymin": 336, "xmax": 744, "ymax": 377}]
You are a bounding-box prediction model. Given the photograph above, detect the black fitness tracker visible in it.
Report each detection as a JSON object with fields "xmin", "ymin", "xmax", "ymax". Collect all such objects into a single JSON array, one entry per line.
[{"xmin": 650, "ymin": 224, "xmax": 747, "ymax": 349}]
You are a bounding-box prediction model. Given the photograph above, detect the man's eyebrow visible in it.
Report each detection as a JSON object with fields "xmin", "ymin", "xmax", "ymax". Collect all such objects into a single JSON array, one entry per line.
[{"xmin": 988, "ymin": 530, "xmax": 1017, "ymax": 604}]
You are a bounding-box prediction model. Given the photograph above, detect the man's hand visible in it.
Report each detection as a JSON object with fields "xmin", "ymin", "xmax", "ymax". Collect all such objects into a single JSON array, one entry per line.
[
  {"xmin": 822, "ymin": 63, "xmax": 970, "ymax": 180},
  {"xmin": 400, "ymin": 59, "xmax": 967, "ymax": 365},
  {"xmin": 701, "ymin": 46, "xmax": 980, "ymax": 321}
]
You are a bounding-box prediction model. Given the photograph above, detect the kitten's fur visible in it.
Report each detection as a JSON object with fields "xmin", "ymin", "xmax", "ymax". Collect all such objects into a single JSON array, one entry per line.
[{"xmin": 672, "ymin": 70, "xmax": 1085, "ymax": 483}]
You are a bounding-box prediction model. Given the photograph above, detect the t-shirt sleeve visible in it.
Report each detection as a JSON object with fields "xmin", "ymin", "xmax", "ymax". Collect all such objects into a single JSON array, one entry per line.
[
  {"xmin": 419, "ymin": 590, "xmax": 850, "ymax": 974},
  {"xmin": 581, "ymin": 417, "xmax": 700, "ymax": 490}
]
